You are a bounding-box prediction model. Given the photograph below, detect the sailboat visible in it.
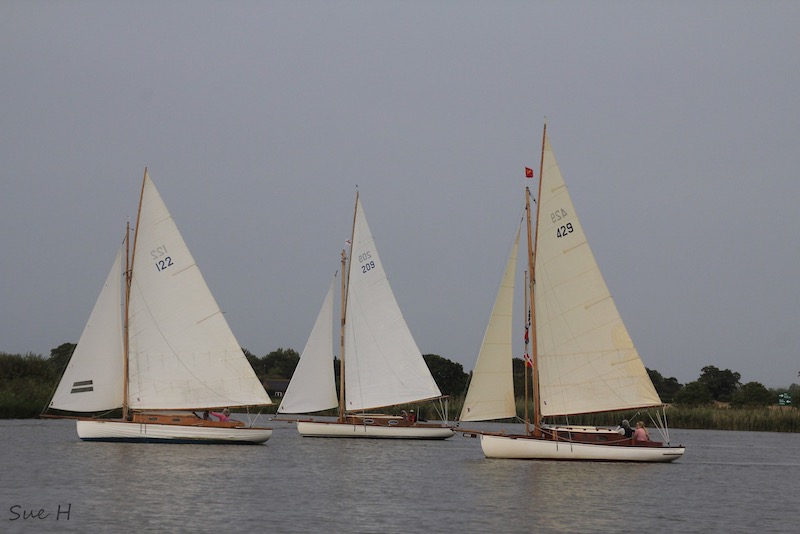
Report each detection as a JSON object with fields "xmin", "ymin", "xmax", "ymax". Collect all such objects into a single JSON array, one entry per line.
[
  {"xmin": 278, "ymin": 193, "xmax": 454, "ymax": 439},
  {"xmin": 459, "ymin": 125, "xmax": 685, "ymax": 462},
  {"xmin": 45, "ymin": 169, "xmax": 273, "ymax": 444}
]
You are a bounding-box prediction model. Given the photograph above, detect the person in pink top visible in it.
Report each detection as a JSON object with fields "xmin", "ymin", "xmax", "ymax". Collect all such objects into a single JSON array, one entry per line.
[
  {"xmin": 633, "ymin": 421, "xmax": 650, "ymax": 442},
  {"xmin": 210, "ymin": 408, "xmax": 230, "ymax": 422}
]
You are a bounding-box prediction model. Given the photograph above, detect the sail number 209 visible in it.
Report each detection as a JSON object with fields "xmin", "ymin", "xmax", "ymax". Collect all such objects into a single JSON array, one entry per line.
[{"xmin": 358, "ymin": 251, "xmax": 375, "ymax": 274}]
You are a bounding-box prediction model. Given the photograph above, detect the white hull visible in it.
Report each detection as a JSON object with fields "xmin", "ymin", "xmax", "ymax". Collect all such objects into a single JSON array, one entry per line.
[
  {"xmin": 480, "ymin": 433, "xmax": 685, "ymax": 462},
  {"xmin": 297, "ymin": 420, "xmax": 454, "ymax": 440},
  {"xmin": 76, "ymin": 420, "xmax": 272, "ymax": 444}
]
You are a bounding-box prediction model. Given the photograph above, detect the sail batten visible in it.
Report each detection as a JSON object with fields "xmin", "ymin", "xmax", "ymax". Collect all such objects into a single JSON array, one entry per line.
[
  {"xmin": 534, "ymin": 134, "xmax": 660, "ymax": 417},
  {"xmin": 344, "ymin": 197, "xmax": 442, "ymax": 411},
  {"xmin": 127, "ymin": 172, "xmax": 271, "ymax": 410}
]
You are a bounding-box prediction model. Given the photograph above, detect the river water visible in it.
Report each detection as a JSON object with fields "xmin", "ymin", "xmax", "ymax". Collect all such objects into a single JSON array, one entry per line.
[{"xmin": 1, "ymin": 418, "xmax": 798, "ymax": 533}]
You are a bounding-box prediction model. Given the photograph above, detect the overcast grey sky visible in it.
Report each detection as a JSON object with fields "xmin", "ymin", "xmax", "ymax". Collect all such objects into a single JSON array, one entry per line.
[{"xmin": 2, "ymin": 1, "xmax": 798, "ymax": 388}]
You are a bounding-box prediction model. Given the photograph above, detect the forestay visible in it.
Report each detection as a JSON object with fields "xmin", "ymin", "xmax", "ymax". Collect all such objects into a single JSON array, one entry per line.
[
  {"xmin": 278, "ymin": 276, "xmax": 338, "ymax": 414},
  {"xmin": 49, "ymin": 247, "xmax": 125, "ymax": 412},
  {"xmin": 459, "ymin": 226, "xmax": 520, "ymax": 422}
]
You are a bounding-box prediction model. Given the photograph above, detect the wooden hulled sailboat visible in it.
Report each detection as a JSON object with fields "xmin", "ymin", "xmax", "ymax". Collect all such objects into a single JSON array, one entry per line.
[
  {"xmin": 460, "ymin": 126, "xmax": 684, "ymax": 462},
  {"xmin": 278, "ymin": 193, "xmax": 454, "ymax": 439},
  {"xmin": 45, "ymin": 170, "xmax": 273, "ymax": 444}
]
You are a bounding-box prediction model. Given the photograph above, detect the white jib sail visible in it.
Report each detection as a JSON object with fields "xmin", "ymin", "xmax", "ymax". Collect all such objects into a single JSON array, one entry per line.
[
  {"xmin": 278, "ymin": 276, "xmax": 338, "ymax": 414},
  {"xmin": 50, "ymin": 246, "xmax": 125, "ymax": 412},
  {"xmin": 534, "ymin": 134, "xmax": 661, "ymax": 417},
  {"xmin": 460, "ymin": 225, "xmax": 520, "ymax": 422},
  {"xmin": 344, "ymin": 197, "xmax": 442, "ymax": 411},
  {"xmin": 127, "ymin": 171, "xmax": 271, "ymax": 410}
]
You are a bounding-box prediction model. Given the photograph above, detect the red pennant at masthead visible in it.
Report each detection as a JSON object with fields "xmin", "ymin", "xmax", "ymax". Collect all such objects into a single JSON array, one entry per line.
[{"xmin": 525, "ymin": 167, "xmax": 534, "ymax": 178}]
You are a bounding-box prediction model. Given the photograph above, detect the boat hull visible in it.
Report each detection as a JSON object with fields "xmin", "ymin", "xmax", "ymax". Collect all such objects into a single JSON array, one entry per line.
[
  {"xmin": 479, "ymin": 433, "xmax": 685, "ymax": 462},
  {"xmin": 76, "ymin": 420, "xmax": 272, "ymax": 444},
  {"xmin": 297, "ymin": 420, "xmax": 454, "ymax": 440}
]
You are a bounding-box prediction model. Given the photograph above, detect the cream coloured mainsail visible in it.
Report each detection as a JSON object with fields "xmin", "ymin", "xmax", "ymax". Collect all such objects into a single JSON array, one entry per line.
[
  {"xmin": 49, "ymin": 246, "xmax": 125, "ymax": 412},
  {"xmin": 278, "ymin": 276, "xmax": 338, "ymax": 414},
  {"xmin": 343, "ymin": 196, "xmax": 442, "ymax": 411},
  {"xmin": 459, "ymin": 226, "xmax": 520, "ymax": 422},
  {"xmin": 126, "ymin": 171, "xmax": 271, "ymax": 410},
  {"xmin": 534, "ymin": 134, "xmax": 661, "ymax": 417}
]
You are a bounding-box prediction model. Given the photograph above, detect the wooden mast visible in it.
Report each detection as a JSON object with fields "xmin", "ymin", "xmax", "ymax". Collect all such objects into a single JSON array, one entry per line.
[
  {"xmin": 528, "ymin": 123, "xmax": 546, "ymax": 437},
  {"xmin": 338, "ymin": 190, "xmax": 359, "ymax": 421},
  {"xmin": 122, "ymin": 220, "xmax": 131, "ymax": 420},
  {"xmin": 523, "ymin": 270, "xmax": 530, "ymax": 434},
  {"xmin": 338, "ymin": 249, "xmax": 347, "ymax": 421},
  {"xmin": 123, "ymin": 168, "xmax": 147, "ymax": 420}
]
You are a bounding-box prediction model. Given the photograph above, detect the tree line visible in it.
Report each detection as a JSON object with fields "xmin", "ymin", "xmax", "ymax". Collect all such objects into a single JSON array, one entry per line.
[{"xmin": 1, "ymin": 343, "xmax": 798, "ymax": 420}]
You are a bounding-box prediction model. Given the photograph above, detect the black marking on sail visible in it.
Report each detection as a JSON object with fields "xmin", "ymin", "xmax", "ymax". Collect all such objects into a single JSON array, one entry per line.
[{"xmin": 71, "ymin": 380, "xmax": 94, "ymax": 394}]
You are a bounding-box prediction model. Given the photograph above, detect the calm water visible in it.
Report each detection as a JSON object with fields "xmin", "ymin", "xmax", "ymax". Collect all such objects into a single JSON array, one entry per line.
[{"xmin": 2, "ymin": 418, "xmax": 799, "ymax": 533}]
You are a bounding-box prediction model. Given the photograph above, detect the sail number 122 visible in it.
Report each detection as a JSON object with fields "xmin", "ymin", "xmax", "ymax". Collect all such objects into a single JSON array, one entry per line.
[{"xmin": 151, "ymin": 245, "xmax": 173, "ymax": 272}]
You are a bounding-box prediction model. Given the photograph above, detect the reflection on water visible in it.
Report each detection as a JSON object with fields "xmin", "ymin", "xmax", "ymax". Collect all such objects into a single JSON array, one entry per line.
[{"xmin": 2, "ymin": 419, "xmax": 799, "ymax": 533}]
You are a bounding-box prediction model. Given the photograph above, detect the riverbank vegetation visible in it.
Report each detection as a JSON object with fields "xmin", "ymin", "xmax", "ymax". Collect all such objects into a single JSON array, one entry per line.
[{"xmin": 3, "ymin": 345, "xmax": 799, "ymax": 432}]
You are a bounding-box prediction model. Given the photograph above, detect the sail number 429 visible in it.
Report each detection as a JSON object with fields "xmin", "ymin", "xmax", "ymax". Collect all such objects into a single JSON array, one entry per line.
[
  {"xmin": 551, "ymin": 209, "xmax": 574, "ymax": 238},
  {"xmin": 556, "ymin": 223, "xmax": 574, "ymax": 238}
]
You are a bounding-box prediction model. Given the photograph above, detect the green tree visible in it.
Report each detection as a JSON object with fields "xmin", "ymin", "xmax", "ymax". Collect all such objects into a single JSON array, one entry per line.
[
  {"xmin": 730, "ymin": 382, "xmax": 773, "ymax": 408},
  {"xmin": 242, "ymin": 348, "xmax": 264, "ymax": 375},
  {"xmin": 48, "ymin": 343, "xmax": 76, "ymax": 376},
  {"xmin": 423, "ymin": 354, "xmax": 468, "ymax": 397},
  {"xmin": 264, "ymin": 348, "xmax": 300, "ymax": 378},
  {"xmin": 673, "ymin": 380, "xmax": 713, "ymax": 407},
  {"xmin": 512, "ymin": 358, "xmax": 536, "ymax": 401},
  {"xmin": 698, "ymin": 365, "xmax": 741, "ymax": 402},
  {"xmin": 647, "ymin": 368, "xmax": 682, "ymax": 403}
]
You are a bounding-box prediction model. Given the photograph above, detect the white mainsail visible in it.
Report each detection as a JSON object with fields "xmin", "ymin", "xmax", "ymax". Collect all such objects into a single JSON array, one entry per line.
[
  {"xmin": 459, "ymin": 226, "xmax": 520, "ymax": 422},
  {"xmin": 344, "ymin": 197, "xmax": 442, "ymax": 411},
  {"xmin": 49, "ymin": 246, "xmax": 125, "ymax": 412},
  {"xmin": 126, "ymin": 171, "xmax": 271, "ymax": 410},
  {"xmin": 278, "ymin": 276, "xmax": 338, "ymax": 414},
  {"xmin": 534, "ymin": 134, "xmax": 661, "ymax": 417}
]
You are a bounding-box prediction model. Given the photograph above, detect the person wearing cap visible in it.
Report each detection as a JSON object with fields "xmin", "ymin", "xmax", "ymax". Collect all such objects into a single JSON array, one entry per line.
[{"xmin": 618, "ymin": 419, "xmax": 634, "ymax": 438}]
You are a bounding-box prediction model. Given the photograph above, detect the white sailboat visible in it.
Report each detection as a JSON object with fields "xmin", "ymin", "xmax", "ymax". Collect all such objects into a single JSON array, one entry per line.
[
  {"xmin": 460, "ymin": 125, "xmax": 685, "ymax": 462},
  {"xmin": 46, "ymin": 169, "xmax": 273, "ymax": 444},
  {"xmin": 278, "ymin": 193, "xmax": 454, "ymax": 439}
]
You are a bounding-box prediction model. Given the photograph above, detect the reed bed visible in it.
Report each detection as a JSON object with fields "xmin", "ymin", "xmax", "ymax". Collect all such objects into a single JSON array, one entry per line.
[{"xmin": 448, "ymin": 397, "xmax": 800, "ymax": 433}]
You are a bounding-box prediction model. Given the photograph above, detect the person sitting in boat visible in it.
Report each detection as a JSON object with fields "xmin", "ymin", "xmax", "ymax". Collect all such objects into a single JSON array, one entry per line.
[
  {"xmin": 401, "ymin": 410, "xmax": 409, "ymax": 421},
  {"xmin": 408, "ymin": 409, "xmax": 416, "ymax": 423},
  {"xmin": 210, "ymin": 408, "xmax": 230, "ymax": 422},
  {"xmin": 633, "ymin": 421, "xmax": 651, "ymax": 442},
  {"xmin": 617, "ymin": 419, "xmax": 634, "ymax": 438}
]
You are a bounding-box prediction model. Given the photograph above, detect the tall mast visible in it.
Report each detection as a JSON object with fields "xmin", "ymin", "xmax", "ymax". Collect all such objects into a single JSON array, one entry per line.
[
  {"xmin": 523, "ymin": 270, "xmax": 530, "ymax": 434},
  {"xmin": 339, "ymin": 190, "xmax": 359, "ymax": 421},
  {"xmin": 338, "ymin": 249, "xmax": 347, "ymax": 421},
  {"xmin": 124, "ymin": 168, "xmax": 147, "ymax": 420},
  {"xmin": 528, "ymin": 123, "xmax": 546, "ymax": 436},
  {"xmin": 122, "ymin": 220, "xmax": 131, "ymax": 420}
]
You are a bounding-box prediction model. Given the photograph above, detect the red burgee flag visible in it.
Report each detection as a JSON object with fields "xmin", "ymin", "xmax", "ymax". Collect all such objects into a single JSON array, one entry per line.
[{"xmin": 525, "ymin": 167, "xmax": 534, "ymax": 178}]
